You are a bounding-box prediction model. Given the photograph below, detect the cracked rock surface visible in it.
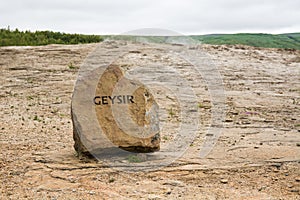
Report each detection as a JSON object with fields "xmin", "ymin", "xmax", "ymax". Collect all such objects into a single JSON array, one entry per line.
[{"xmin": 0, "ymin": 41, "xmax": 299, "ymax": 199}]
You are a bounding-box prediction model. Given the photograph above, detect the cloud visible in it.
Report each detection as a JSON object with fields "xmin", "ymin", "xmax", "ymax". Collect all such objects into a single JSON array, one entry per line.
[{"xmin": 0, "ymin": 0, "xmax": 299, "ymax": 34}]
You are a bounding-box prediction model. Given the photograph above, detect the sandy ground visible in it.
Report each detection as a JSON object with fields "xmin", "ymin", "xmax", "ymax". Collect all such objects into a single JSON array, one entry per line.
[{"xmin": 0, "ymin": 41, "xmax": 300, "ymax": 199}]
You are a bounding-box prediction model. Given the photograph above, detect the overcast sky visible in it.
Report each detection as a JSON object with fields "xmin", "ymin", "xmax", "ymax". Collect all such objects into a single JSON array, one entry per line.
[{"xmin": 1, "ymin": 0, "xmax": 299, "ymax": 35}]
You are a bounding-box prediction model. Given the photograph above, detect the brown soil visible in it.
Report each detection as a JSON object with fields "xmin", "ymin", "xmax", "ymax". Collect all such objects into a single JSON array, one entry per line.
[{"xmin": 0, "ymin": 42, "xmax": 299, "ymax": 199}]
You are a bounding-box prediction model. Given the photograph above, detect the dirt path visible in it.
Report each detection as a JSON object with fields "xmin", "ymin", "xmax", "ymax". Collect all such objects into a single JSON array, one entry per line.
[{"xmin": 0, "ymin": 41, "xmax": 299, "ymax": 199}]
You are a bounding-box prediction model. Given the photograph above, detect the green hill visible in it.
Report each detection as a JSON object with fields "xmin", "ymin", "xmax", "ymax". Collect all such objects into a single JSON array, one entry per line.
[
  {"xmin": 191, "ymin": 33, "xmax": 300, "ymax": 50},
  {"xmin": 108, "ymin": 33, "xmax": 300, "ymax": 50}
]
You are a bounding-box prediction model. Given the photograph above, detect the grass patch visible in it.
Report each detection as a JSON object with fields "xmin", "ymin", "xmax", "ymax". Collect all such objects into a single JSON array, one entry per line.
[
  {"xmin": 33, "ymin": 115, "xmax": 41, "ymax": 122},
  {"xmin": 198, "ymin": 102, "xmax": 204, "ymax": 108},
  {"xmin": 108, "ymin": 177, "xmax": 115, "ymax": 183},
  {"xmin": 168, "ymin": 108, "xmax": 175, "ymax": 118},
  {"xmin": 127, "ymin": 155, "xmax": 142, "ymax": 163},
  {"xmin": 68, "ymin": 62, "xmax": 76, "ymax": 69},
  {"xmin": 27, "ymin": 96, "xmax": 34, "ymax": 100}
]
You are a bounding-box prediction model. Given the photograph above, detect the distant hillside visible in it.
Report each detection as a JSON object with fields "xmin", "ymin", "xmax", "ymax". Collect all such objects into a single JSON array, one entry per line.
[
  {"xmin": 108, "ymin": 33, "xmax": 300, "ymax": 50},
  {"xmin": 0, "ymin": 28, "xmax": 103, "ymax": 46},
  {"xmin": 192, "ymin": 33, "xmax": 300, "ymax": 50},
  {"xmin": 0, "ymin": 28, "xmax": 299, "ymax": 50}
]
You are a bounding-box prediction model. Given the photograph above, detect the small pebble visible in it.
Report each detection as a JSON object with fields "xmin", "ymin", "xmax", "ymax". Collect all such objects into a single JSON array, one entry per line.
[
  {"xmin": 220, "ymin": 179, "xmax": 228, "ymax": 184},
  {"xmin": 163, "ymin": 180, "xmax": 184, "ymax": 187},
  {"xmin": 166, "ymin": 188, "xmax": 172, "ymax": 195},
  {"xmin": 258, "ymin": 186, "xmax": 267, "ymax": 191}
]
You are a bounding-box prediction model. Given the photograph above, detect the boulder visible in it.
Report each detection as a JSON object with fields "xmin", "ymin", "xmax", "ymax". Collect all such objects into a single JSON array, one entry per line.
[{"xmin": 72, "ymin": 64, "xmax": 160, "ymax": 157}]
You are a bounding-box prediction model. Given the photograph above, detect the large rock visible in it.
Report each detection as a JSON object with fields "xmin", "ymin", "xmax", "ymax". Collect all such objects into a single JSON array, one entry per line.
[{"xmin": 72, "ymin": 63, "xmax": 160, "ymax": 157}]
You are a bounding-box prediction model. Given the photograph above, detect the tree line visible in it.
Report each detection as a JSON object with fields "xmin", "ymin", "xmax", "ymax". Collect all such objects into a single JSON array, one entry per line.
[{"xmin": 0, "ymin": 28, "xmax": 103, "ymax": 46}]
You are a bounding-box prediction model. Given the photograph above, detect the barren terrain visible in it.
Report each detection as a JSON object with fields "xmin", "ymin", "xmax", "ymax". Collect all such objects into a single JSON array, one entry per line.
[{"xmin": 0, "ymin": 41, "xmax": 300, "ymax": 199}]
